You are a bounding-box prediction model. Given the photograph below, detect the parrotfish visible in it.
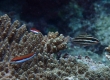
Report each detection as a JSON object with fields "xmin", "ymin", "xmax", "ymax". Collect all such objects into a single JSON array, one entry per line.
[
  {"xmin": 30, "ymin": 28, "xmax": 40, "ymax": 34},
  {"xmin": 72, "ymin": 34, "xmax": 99, "ymax": 46},
  {"xmin": 11, "ymin": 53, "xmax": 36, "ymax": 64}
]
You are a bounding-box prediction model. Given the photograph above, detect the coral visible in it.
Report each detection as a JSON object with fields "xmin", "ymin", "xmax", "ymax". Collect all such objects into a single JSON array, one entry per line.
[
  {"xmin": 104, "ymin": 45, "xmax": 110, "ymax": 60},
  {"xmin": 0, "ymin": 14, "xmax": 68, "ymax": 79},
  {"xmin": 0, "ymin": 14, "xmax": 110, "ymax": 80},
  {"xmin": 93, "ymin": 1, "xmax": 110, "ymax": 45},
  {"xmin": 42, "ymin": 31, "xmax": 68, "ymax": 53},
  {"xmin": 64, "ymin": 0, "xmax": 83, "ymax": 36},
  {"xmin": 94, "ymin": 14, "xmax": 110, "ymax": 45}
]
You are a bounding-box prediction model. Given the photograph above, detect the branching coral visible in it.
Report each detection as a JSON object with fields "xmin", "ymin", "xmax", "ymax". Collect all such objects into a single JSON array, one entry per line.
[
  {"xmin": 42, "ymin": 31, "xmax": 68, "ymax": 53},
  {"xmin": 0, "ymin": 14, "xmax": 68, "ymax": 79},
  {"xmin": 0, "ymin": 14, "xmax": 110, "ymax": 80}
]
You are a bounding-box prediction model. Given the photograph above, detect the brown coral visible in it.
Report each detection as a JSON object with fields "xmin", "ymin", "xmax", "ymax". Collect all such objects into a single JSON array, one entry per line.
[
  {"xmin": 0, "ymin": 14, "xmax": 110, "ymax": 80},
  {"xmin": 0, "ymin": 14, "xmax": 69, "ymax": 79},
  {"xmin": 41, "ymin": 31, "xmax": 68, "ymax": 53}
]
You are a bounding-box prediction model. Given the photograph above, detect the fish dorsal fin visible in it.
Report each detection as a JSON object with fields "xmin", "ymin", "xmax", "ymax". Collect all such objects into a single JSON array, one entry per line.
[{"xmin": 76, "ymin": 33, "xmax": 92, "ymax": 39}]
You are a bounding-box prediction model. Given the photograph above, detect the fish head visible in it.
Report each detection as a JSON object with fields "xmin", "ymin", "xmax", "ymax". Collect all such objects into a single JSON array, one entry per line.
[{"xmin": 30, "ymin": 28, "xmax": 40, "ymax": 34}]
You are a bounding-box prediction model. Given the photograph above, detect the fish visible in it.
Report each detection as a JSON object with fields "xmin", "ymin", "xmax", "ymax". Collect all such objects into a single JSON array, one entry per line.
[
  {"xmin": 105, "ymin": 54, "xmax": 110, "ymax": 60},
  {"xmin": 105, "ymin": 46, "xmax": 110, "ymax": 53},
  {"xmin": 11, "ymin": 53, "xmax": 36, "ymax": 64},
  {"xmin": 104, "ymin": 46, "xmax": 110, "ymax": 60},
  {"xmin": 30, "ymin": 28, "xmax": 40, "ymax": 34},
  {"xmin": 72, "ymin": 34, "xmax": 99, "ymax": 46}
]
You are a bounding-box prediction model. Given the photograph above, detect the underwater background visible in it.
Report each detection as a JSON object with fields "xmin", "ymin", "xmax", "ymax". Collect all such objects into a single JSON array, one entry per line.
[{"xmin": 0, "ymin": 0, "xmax": 110, "ymax": 80}]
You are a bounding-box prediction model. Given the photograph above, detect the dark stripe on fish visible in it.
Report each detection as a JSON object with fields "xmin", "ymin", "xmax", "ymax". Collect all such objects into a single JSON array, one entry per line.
[
  {"xmin": 73, "ymin": 34, "xmax": 99, "ymax": 45},
  {"xmin": 73, "ymin": 39, "xmax": 98, "ymax": 43},
  {"xmin": 73, "ymin": 38, "xmax": 99, "ymax": 42}
]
